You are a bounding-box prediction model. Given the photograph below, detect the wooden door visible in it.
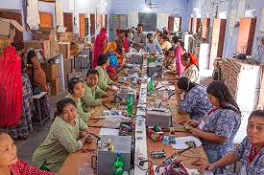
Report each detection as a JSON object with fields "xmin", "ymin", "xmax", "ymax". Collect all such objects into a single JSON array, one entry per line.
[
  {"xmin": 79, "ymin": 14, "xmax": 85, "ymax": 37},
  {"xmin": 202, "ymin": 18, "xmax": 210, "ymax": 40},
  {"xmin": 90, "ymin": 13, "xmax": 95, "ymax": 36},
  {"xmin": 193, "ymin": 18, "xmax": 201, "ymax": 34},
  {"xmin": 209, "ymin": 19, "xmax": 227, "ymax": 69},
  {"xmin": 97, "ymin": 14, "xmax": 103, "ymax": 31},
  {"xmin": 0, "ymin": 10, "xmax": 23, "ymax": 42},
  {"xmin": 188, "ymin": 17, "xmax": 193, "ymax": 32},
  {"xmin": 39, "ymin": 12, "xmax": 53, "ymax": 28},
  {"xmin": 168, "ymin": 16, "xmax": 174, "ymax": 32},
  {"xmin": 236, "ymin": 18, "xmax": 256, "ymax": 55},
  {"xmin": 63, "ymin": 13, "xmax": 73, "ymax": 32},
  {"xmin": 105, "ymin": 14, "xmax": 108, "ymax": 30}
]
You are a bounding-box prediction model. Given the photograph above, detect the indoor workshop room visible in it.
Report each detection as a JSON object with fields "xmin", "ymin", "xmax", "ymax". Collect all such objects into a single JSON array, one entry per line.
[{"xmin": 0, "ymin": 0, "xmax": 264, "ymax": 175}]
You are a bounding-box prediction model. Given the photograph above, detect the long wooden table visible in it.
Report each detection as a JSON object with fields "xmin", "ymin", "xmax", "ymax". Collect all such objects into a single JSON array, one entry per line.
[
  {"xmin": 58, "ymin": 104, "xmax": 118, "ymax": 175},
  {"xmin": 59, "ymin": 67, "xmax": 208, "ymax": 175}
]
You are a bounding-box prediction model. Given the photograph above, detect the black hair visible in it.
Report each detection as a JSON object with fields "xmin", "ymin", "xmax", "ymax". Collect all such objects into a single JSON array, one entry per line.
[
  {"xmin": 97, "ymin": 54, "xmax": 109, "ymax": 66},
  {"xmin": 147, "ymin": 33, "xmax": 153, "ymax": 38},
  {"xmin": 162, "ymin": 35, "xmax": 170, "ymax": 41},
  {"xmin": 11, "ymin": 42, "xmax": 23, "ymax": 52},
  {"xmin": 181, "ymin": 52, "xmax": 191, "ymax": 61},
  {"xmin": 178, "ymin": 40, "xmax": 184, "ymax": 47},
  {"xmin": 249, "ymin": 110, "xmax": 264, "ymax": 119},
  {"xmin": 68, "ymin": 77, "xmax": 83, "ymax": 94},
  {"xmin": 207, "ymin": 81, "xmax": 241, "ymax": 114},
  {"xmin": 86, "ymin": 69, "xmax": 99, "ymax": 77},
  {"xmin": 27, "ymin": 50, "xmax": 36, "ymax": 64},
  {"xmin": 137, "ymin": 23, "xmax": 144, "ymax": 27},
  {"xmin": 54, "ymin": 98, "xmax": 77, "ymax": 117},
  {"xmin": 177, "ymin": 77, "xmax": 196, "ymax": 92},
  {"xmin": 165, "ymin": 48, "xmax": 174, "ymax": 57},
  {"xmin": 119, "ymin": 29, "xmax": 126, "ymax": 34},
  {"xmin": 21, "ymin": 58, "xmax": 26, "ymax": 72},
  {"xmin": 172, "ymin": 36, "xmax": 179, "ymax": 44}
]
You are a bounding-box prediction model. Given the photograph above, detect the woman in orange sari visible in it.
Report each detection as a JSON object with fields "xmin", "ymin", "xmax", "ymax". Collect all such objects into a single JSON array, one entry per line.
[{"xmin": 92, "ymin": 28, "xmax": 108, "ymax": 68}]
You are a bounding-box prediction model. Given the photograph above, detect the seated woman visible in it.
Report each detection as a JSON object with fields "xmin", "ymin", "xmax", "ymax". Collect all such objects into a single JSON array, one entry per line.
[
  {"xmin": 95, "ymin": 54, "xmax": 119, "ymax": 92},
  {"xmin": 187, "ymin": 81, "xmax": 241, "ymax": 174},
  {"xmin": 26, "ymin": 50, "xmax": 47, "ymax": 93},
  {"xmin": 160, "ymin": 35, "xmax": 172, "ymax": 52},
  {"xmin": 82, "ymin": 69, "xmax": 115, "ymax": 109},
  {"xmin": 32, "ymin": 98, "xmax": 90, "ymax": 173},
  {"xmin": 200, "ymin": 110, "xmax": 264, "ymax": 175},
  {"xmin": 176, "ymin": 77, "xmax": 212, "ymax": 121},
  {"xmin": 180, "ymin": 52, "xmax": 199, "ymax": 83},
  {"xmin": 66, "ymin": 77, "xmax": 95, "ymax": 123},
  {"xmin": 164, "ymin": 48, "xmax": 176, "ymax": 74},
  {"xmin": 0, "ymin": 131, "xmax": 55, "ymax": 175}
]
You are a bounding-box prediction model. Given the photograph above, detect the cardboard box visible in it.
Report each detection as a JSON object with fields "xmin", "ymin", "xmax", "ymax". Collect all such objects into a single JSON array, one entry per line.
[
  {"xmin": 32, "ymin": 28, "xmax": 57, "ymax": 41},
  {"xmin": 41, "ymin": 63, "xmax": 58, "ymax": 81},
  {"xmin": 0, "ymin": 37, "xmax": 12, "ymax": 55},
  {"xmin": 50, "ymin": 78, "xmax": 61, "ymax": 95},
  {"xmin": 23, "ymin": 40, "xmax": 51, "ymax": 59},
  {"xmin": 58, "ymin": 32, "xmax": 73, "ymax": 42},
  {"xmin": 59, "ymin": 42, "xmax": 71, "ymax": 59},
  {"xmin": 50, "ymin": 41, "xmax": 59, "ymax": 58},
  {"xmin": 0, "ymin": 18, "xmax": 24, "ymax": 39}
]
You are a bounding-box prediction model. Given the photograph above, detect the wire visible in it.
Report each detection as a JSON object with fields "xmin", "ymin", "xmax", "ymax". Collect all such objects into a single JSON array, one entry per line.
[{"xmin": 134, "ymin": 159, "xmax": 153, "ymax": 171}]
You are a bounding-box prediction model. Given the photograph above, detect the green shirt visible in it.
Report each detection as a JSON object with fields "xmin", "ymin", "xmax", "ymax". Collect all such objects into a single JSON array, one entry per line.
[
  {"xmin": 95, "ymin": 66, "xmax": 113, "ymax": 91},
  {"xmin": 32, "ymin": 116, "xmax": 87, "ymax": 173},
  {"xmin": 66, "ymin": 94, "xmax": 91, "ymax": 123},
  {"xmin": 81, "ymin": 83, "xmax": 106, "ymax": 110}
]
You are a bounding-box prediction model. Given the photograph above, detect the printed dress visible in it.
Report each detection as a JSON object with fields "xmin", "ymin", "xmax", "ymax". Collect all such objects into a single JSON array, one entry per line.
[
  {"xmin": 234, "ymin": 137, "xmax": 264, "ymax": 175},
  {"xmin": 198, "ymin": 105, "xmax": 241, "ymax": 174},
  {"xmin": 178, "ymin": 85, "xmax": 212, "ymax": 121}
]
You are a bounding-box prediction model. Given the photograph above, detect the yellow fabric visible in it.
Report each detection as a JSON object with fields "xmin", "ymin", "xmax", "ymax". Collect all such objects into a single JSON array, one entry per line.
[{"xmin": 104, "ymin": 42, "xmax": 117, "ymax": 53}]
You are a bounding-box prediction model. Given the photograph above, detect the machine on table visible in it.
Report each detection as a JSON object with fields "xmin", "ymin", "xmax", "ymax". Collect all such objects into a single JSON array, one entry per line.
[
  {"xmin": 145, "ymin": 107, "xmax": 172, "ymax": 129},
  {"xmin": 97, "ymin": 135, "xmax": 132, "ymax": 175}
]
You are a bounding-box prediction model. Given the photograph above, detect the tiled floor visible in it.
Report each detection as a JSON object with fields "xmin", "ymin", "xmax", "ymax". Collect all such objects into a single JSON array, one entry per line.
[{"xmin": 15, "ymin": 69, "xmax": 214, "ymax": 165}]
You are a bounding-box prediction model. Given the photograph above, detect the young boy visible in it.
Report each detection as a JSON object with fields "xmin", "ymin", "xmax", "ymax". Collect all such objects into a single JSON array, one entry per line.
[{"xmin": 81, "ymin": 69, "xmax": 115, "ymax": 110}]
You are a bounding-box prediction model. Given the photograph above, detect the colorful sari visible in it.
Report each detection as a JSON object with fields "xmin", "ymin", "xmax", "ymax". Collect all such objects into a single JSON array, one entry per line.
[
  {"xmin": 92, "ymin": 28, "xmax": 107, "ymax": 68},
  {"xmin": 174, "ymin": 45, "xmax": 185, "ymax": 76},
  {"xmin": 0, "ymin": 46, "xmax": 23, "ymax": 127}
]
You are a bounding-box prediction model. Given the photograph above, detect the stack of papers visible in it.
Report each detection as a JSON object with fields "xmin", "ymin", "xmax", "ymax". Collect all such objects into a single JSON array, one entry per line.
[{"xmin": 172, "ymin": 136, "xmax": 202, "ymax": 149}]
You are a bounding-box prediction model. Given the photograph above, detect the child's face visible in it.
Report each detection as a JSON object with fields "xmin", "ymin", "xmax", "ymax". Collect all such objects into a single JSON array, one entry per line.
[
  {"xmin": 168, "ymin": 51, "xmax": 174, "ymax": 58},
  {"xmin": 247, "ymin": 116, "xmax": 264, "ymax": 145},
  {"xmin": 86, "ymin": 74, "xmax": 99, "ymax": 88},
  {"xmin": 0, "ymin": 133, "xmax": 18, "ymax": 167},
  {"xmin": 73, "ymin": 82, "xmax": 85, "ymax": 98}
]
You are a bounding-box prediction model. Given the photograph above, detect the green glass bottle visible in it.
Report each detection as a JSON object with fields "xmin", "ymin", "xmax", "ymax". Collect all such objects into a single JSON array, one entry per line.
[
  {"xmin": 126, "ymin": 94, "xmax": 133, "ymax": 116},
  {"xmin": 114, "ymin": 153, "xmax": 124, "ymax": 175}
]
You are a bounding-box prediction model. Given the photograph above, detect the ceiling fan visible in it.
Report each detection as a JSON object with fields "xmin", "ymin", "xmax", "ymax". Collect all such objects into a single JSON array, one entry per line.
[{"xmin": 145, "ymin": 0, "xmax": 161, "ymax": 9}]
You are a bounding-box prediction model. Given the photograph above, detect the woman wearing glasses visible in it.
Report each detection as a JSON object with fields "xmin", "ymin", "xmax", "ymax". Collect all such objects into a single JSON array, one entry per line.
[{"xmin": 32, "ymin": 98, "xmax": 90, "ymax": 173}]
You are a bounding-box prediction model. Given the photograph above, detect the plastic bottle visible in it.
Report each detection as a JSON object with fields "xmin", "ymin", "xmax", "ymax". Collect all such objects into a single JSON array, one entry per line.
[
  {"xmin": 126, "ymin": 94, "xmax": 133, "ymax": 116},
  {"xmin": 147, "ymin": 55, "xmax": 153, "ymax": 63},
  {"xmin": 147, "ymin": 78, "xmax": 154, "ymax": 92},
  {"xmin": 114, "ymin": 153, "xmax": 124, "ymax": 175}
]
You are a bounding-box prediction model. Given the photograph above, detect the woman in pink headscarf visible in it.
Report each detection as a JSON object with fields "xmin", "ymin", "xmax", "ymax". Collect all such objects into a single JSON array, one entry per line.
[{"xmin": 92, "ymin": 28, "xmax": 108, "ymax": 68}]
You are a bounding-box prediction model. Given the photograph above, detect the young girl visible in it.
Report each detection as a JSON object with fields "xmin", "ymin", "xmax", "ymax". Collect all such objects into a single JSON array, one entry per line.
[
  {"xmin": 202, "ymin": 110, "xmax": 264, "ymax": 174},
  {"xmin": 67, "ymin": 77, "xmax": 95, "ymax": 123},
  {"xmin": 187, "ymin": 81, "xmax": 241, "ymax": 174},
  {"xmin": 0, "ymin": 131, "xmax": 55, "ymax": 175},
  {"xmin": 164, "ymin": 48, "xmax": 176, "ymax": 74},
  {"xmin": 32, "ymin": 98, "xmax": 90, "ymax": 172}
]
